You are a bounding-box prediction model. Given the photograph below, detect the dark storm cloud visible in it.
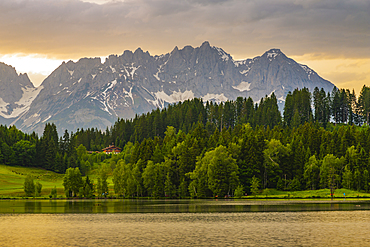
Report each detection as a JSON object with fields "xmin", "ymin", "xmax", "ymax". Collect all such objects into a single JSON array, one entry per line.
[{"xmin": 0, "ymin": 0, "xmax": 368, "ymax": 59}]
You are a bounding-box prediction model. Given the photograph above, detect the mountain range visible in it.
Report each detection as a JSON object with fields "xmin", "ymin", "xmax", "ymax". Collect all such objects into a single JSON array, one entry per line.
[{"xmin": 0, "ymin": 41, "xmax": 335, "ymax": 134}]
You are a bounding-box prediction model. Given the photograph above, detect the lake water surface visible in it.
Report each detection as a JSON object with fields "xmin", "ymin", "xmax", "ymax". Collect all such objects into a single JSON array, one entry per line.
[{"xmin": 1, "ymin": 199, "xmax": 370, "ymax": 246}]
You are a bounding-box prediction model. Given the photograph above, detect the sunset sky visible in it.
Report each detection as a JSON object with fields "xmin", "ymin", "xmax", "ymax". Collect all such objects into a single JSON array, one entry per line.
[{"xmin": 0, "ymin": 0, "xmax": 369, "ymax": 94}]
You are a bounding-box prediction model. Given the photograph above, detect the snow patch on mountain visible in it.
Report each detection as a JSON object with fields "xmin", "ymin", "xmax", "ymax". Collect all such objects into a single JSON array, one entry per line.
[
  {"xmin": 128, "ymin": 86, "xmax": 134, "ymax": 105},
  {"xmin": 213, "ymin": 46, "xmax": 230, "ymax": 61},
  {"xmin": 278, "ymin": 96, "xmax": 285, "ymax": 102},
  {"xmin": 232, "ymin": 81, "xmax": 251, "ymax": 92},
  {"xmin": 125, "ymin": 64, "xmax": 140, "ymax": 79},
  {"xmin": 233, "ymin": 60, "xmax": 245, "ymax": 67},
  {"xmin": 299, "ymin": 64, "xmax": 314, "ymax": 79},
  {"xmin": 267, "ymin": 52, "xmax": 279, "ymax": 60},
  {"xmin": 265, "ymin": 49, "xmax": 281, "ymax": 61},
  {"xmin": 155, "ymin": 90, "xmax": 195, "ymax": 105},
  {"xmin": 0, "ymin": 86, "xmax": 43, "ymax": 119},
  {"xmin": 202, "ymin": 93, "xmax": 228, "ymax": 103},
  {"xmin": 268, "ymin": 90, "xmax": 276, "ymax": 97},
  {"xmin": 153, "ymin": 70, "xmax": 160, "ymax": 80},
  {"xmin": 0, "ymin": 97, "xmax": 8, "ymax": 116},
  {"xmin": 84, "ymin": 92, "xmax": 91, "ymax": 99},
  {"xmin": 101, "ymin": 101, "xmax": 111, "ymax": 115},
  {"xmin": 42, "ymin": 115, "xmax": 52, "ymax": 123},
  {"xmin": 239, "ymin": 69, "xmax": 250, "ymax": 75},
  {"xmin": 103, "ymin": 80, "xmax": 117, "ymax": 95},
  {"xmin": 16, "ymin": 86, "xmax": 43, "ymax": 108}
]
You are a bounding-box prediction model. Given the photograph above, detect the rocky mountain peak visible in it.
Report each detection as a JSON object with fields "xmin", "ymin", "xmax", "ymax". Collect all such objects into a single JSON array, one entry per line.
[
  {"xmin": 0, "ymin": 62, "xmax": 17, "ymax": 78},
  {"xmin": 200, "ymin": 41, "xmax": 211, "ymax": 48},
  {"xmin": 212, "ymin": 46, "xmax": 232, "ymax": 62},
  {"xmin": 261, "ymin": 48, "xmax": 285, "ymax": 61},
  {"xmin": 0, "ymin": 63, "xmax": 41, "ymax": 124},
  {"xmin": 122, "ymin": 50, "xmax": 134, "ymax": 58},
  {"xmin": 265, "ymin": 48, "xmax": 282, "ymax": 54},
  {"xmin": 182, "ymin": 45, "xmax": 195, "ymax": 52},
  {"xmin": 178, "ymin": 45, "xmax": 195, "ymax": 61},
  {"xmin": 0, "ymin": 62, "xmax": 33, "ymax": 87},
  {"xmin": 66, "ymin": 57, "xmax": 101, "ymax": 71},
  {"xmin": 40, "ymin": 57, "xmax": 102, "ymax": 93},
  {"xmin": 0, "ymin": 63, "xmax": 34, "ymax": 103},
  {"xmin": 105, "ymin": 55, "xmax": 119, "ymax": 66},
  {"xmin": 171, "ymin": 46, "xmax": 179, "ymax": 54},
  {"xmin": 134, "ymin": 47, "xmax": 144, "ymax": 55},
  {"xmin": 2, "ymin": 42, "xmax": 335, "ymax": 134},
  {"xmin": 133, "ymin": 47, "xmax": 152, "ymax": 63}
]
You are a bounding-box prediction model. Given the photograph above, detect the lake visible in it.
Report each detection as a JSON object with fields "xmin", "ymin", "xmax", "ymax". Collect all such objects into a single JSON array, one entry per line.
[{"xmin": 1, "ymin": 199, "xmax": 370, "ymax": 246}]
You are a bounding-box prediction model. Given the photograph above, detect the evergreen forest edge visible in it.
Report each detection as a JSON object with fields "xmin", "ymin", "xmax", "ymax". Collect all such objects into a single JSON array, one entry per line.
[{"xmin": 3, "ymin": 85, "xmax": 370, "ymax": 198}]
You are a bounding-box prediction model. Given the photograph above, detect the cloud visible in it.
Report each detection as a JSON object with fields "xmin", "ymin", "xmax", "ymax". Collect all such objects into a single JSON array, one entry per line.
[
  {"xmin": 0, "ymin": 54, "xmax": 64, "ymax": 75},
  {"xmin": 0, "ymin": 53, "xmax": 66, "ymax": 86},
  {"xmin": 324, "ymin": 71, "xmax": 368, "ymax": 84},
  {"xmin": 0, "ymin": 0, "xmax": 369, "ymax": 60}
]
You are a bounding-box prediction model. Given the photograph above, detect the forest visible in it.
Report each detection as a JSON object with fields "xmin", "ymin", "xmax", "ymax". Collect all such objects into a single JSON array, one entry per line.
[{"xmin": 3, "ymin": 85, "xmax": 370, "ymax": 198}]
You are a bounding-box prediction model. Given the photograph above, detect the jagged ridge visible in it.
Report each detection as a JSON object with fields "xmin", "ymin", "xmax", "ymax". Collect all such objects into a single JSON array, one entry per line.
[{"xmin": 1, "ymin": 42, "xmax": 334, "ymax": 134}]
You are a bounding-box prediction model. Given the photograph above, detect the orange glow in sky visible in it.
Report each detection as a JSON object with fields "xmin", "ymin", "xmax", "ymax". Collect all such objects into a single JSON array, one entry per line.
[{"xmin": 0, "ymin": 0, "xmax": 368, "ymax": 93}]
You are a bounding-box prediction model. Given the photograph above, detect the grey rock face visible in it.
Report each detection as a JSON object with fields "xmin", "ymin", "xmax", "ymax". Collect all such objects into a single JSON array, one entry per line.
[
  {"xmin": 7, "ymin": 42, "xmax": 334, "ymax": 134},
  {"xmin": 0, "ymin": 63, "xmax": 42, "ymax": 125}
]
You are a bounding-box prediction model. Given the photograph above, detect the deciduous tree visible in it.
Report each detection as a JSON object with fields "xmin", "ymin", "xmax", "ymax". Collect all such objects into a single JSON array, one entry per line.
[
  {"xmin": 63, "ymin": 167, "xmax": 83, "ymax": 197},
  {"xmin": 24, "ymin": 175, "xmax": 35, "ymax": 197}
]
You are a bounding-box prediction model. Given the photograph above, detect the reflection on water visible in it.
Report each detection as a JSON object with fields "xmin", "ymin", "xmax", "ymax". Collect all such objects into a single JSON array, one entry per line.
[
  {"xmin": 1, "ymin": 199, "xmax": 370, "ymax": 214},
  {"xmin": 1, "ymin": 211, "xmax": 370, "ymax": 246}
]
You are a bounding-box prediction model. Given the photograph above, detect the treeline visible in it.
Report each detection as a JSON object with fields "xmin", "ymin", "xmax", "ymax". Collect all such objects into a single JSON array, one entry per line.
[
  {"xmin": 102, "ymin": 121, "xmax": 370, "ymax": 197},
  {"xmin": 76, "ymin": 86, "xmax": 370, "ymax": 150},
  {"xmin": 2, "ymin": 85, "xmax": 370, "ymax": 196},
  {"xmin": 75, "ymin": 92, "xmax": 281, "ymax": 151}
]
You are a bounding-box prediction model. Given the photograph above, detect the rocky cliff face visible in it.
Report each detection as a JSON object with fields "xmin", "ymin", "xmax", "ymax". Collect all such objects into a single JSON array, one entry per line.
[
  {"xmin": 0, "ymin": 63, "xmax": 42, "ymax": 126},
  {"xmin": 6, "ymin": 42, "xmax": 335, "ymax": 134}
]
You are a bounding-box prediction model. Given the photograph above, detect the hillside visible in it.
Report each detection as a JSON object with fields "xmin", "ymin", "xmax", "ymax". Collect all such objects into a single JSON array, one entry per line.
[{"xmin": 0, "ymin": 165, "xmax": 64, "ymax": 197}]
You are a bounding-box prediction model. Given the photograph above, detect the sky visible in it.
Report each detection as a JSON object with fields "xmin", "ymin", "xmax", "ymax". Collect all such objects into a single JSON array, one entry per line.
[{"xmin": 0, "ymin": 0, "xmax": 369, "ymax": 94}]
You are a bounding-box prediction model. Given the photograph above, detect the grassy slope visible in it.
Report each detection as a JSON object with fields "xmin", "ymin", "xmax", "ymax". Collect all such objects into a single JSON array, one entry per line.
[
  {"xmin": 0, "ymin": 164, "xmax": 115, "ymax": 197},
  {"xmin": 0, "ymin": 164, "xmax": 64, "ymax": 197}
]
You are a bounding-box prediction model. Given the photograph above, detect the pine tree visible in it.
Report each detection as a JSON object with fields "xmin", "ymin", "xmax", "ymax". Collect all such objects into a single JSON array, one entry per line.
[{"xmin": 358, "ymin": 85, "xmax": 370, "ymax": 124}]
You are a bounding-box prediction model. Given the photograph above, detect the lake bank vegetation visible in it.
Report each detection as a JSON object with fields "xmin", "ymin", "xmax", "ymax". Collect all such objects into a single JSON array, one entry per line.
[
  {"xmin": 2, "ymin": 86, "xmax": 370, "ymax": 199},
  {"xmin": 1, "ymin": 162, "xmax": 370, "ymax": 200}
]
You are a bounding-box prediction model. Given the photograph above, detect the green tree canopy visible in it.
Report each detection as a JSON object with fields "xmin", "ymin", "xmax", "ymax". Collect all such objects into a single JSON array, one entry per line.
[
  {"xmin": 63, "ymin": 167, "xmax": 83, "ymax": 197},
  {"xmin": 189, "ymin": 145, "xmax": 238, "ymax": 197},
  {"xmin": 24, "ymin": 174, "xmax": 35, "ymax": 197}
]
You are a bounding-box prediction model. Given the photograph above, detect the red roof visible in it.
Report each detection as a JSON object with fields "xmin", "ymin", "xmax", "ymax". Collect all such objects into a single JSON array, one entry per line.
[{"xmin": 102, "ymin": 144, "xmax": 122, "ymax": 153}]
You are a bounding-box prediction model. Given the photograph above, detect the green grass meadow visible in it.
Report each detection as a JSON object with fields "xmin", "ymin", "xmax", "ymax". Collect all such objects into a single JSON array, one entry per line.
[
  {"xmin": 0, "ymin": 164, "xmax": 64, "ymax": 197},
  {"xmin": 1, "ymin": 164, "xmax": 370, "ymax": 199},
  {"xmin": 0, "ymin": 164, "xmax": 116, "ymax": 198},
  {"xmin": 251, "ymin": 188, "xmax": 370, "ymax": 199}
]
